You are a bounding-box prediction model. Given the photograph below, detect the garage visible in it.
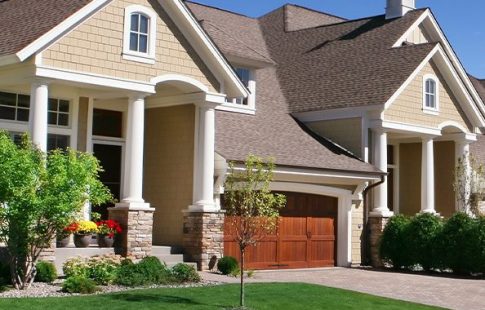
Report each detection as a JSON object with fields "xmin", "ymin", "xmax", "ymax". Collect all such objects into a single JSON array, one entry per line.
[{"xmin": 224, "ymin": 192, "xmax": 338, "ymax": 269}]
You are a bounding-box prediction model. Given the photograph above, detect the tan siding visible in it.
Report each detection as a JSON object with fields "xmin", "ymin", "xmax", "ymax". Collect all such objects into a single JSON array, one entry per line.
[
  {"xmin": 351, "ymin": 201, "xmax": 363, "ymax": 265},
  {"xmin": 385, "ymin": 61, "xmax": 472, "ymax": 131},
  {"xmin": 143, "ymin": 105, "xmax": 195, "ymax": 247},
  {"xmin": 77, "ymin": 97, "xmax": 89, "ymax": 152},
  {"xmin": 42, "ymin": 0, "xmax": 219, "ymax": 91},
  {"xmin": 306, "ymin": 118, "xmax": 362, "ymax": 158},
  {"xmin": 399, "ymin": 143, "xmax": 421, "ymax": 216},
  {"xmin": 435, "ymin": 141, "xmax": 455, "ymax": 217}
]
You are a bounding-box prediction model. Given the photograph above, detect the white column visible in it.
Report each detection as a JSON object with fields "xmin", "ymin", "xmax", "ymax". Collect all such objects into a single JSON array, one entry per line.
[
  {"xmin": 190, "ymin": 103, "xmax": 217, "ymax": 212},
  {"xmin": 455, "ymin": 140, "xmax": 470, "ymax": 212},
  {"xmin": 371, "ymin": 129, "xmax": 392, "ymax": 216},
  {"xmin": 421, "ymin": 136, "xmax": 436, "ymax": 213},
  {"xmin": 29, "ymin": 82, "xmax": 49, "ymax": 152},
  {"xmin": 120, "ymin": 95, "xmax": 148, "ymax": 207}
]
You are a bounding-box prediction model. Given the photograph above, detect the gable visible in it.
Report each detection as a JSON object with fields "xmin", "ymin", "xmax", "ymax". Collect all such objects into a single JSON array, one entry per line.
[
  {"xmin": 404, "ymin": 25, "xmax": 429, "ymax": 45},
  {"xmin": 384, "ymin": 60, "xmax": 472, "ymax": 132},
  {"xmin": 41, "ymin": 0, "xmax": 219, "ymax": 92}
]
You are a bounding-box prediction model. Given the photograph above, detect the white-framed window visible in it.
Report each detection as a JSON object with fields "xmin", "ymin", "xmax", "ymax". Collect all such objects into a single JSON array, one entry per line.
[
  {"xmin": 423, "ymin": 74, "xmax": 439, "ymax": 114},
  {"xmin": 0, "ymin": 91, "xmax": 30, "ymax": 122},
  {"xmin": 234, "ymin": 68, "xmax": 250, "ymax": 106},
  {"xmin": 122, "ymin": 5, "xmax": 157, "ymax": 64},
  {"xmin": 221, "ymin": 66, "xmax": 256, "ymax": 114},
  {"xmin": 48, "ymin": 98, "xmax": 70, "ymax": 127}
]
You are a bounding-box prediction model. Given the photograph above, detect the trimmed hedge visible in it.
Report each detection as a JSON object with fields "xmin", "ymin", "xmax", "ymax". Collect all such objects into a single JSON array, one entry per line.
[
  {"xmin": 217, "ymin": 256, "xmax": 239, "ymax": 275},
  {"xmin": 35, "ymin": 261, "xmax": 57, "ymax": 283},
  {"xmin": 380, "ymin": 212, "xmax": 485, "ymax": 275}
]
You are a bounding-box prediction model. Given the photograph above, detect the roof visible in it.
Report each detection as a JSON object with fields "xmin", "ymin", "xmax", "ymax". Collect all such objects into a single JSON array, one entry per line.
[
  {"xmin": 469, "ymin": 75, "xmax": 485, "ymax": 102},
  {"xmin": 0, "ymin": 0, "xmax": 92, "ymax": 57}
]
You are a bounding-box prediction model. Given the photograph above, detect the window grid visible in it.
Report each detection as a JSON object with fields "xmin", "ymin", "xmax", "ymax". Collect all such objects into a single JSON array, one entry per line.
[
  {"xmin": 234, "ymin": 68, "xmax": 250, "ymax": 106},
  {"xmin": 48, "ymin": 99, "xmax": 70, "ymax": 127},
  {"xmin": 424, "ymin": 79, "xmax": 437, "ymax": 109},
  {"xmin": 0, "ymin": 92, "xmax": 30, "ymax": 122},
  {"xmin": 129, "ymin": 13, "xmax": 149, "ymax": 54}
]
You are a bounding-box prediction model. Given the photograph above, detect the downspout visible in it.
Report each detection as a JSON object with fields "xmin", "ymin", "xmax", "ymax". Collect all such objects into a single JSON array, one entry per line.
[{"xmin": 361, "ymin": 174, "xmax": 386, "ymax": 266}]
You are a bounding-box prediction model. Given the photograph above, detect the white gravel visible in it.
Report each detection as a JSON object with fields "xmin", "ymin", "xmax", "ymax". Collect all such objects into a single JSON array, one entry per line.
[{"xmin": 0, "ymin": 280, "xmax": 220, "ymax": 298}]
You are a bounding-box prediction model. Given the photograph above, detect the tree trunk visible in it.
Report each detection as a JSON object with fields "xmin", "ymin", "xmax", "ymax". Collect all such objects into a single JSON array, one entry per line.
[{"xmin": 240, "ymin": 247, "xmax": 245, "ymax": 308}]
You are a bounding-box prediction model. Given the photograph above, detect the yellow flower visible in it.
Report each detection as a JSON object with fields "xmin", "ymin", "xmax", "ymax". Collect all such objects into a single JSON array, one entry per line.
[{"xmin": 76, "ymin": 220, "xmax": 98, "ymax": 234}]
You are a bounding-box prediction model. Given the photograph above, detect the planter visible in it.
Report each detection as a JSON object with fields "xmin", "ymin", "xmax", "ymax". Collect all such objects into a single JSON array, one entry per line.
[
  {"xmin": 56, "ymin": 234, "xmax": 70, "ymax": 248},
  {"xmin": 74, "ymin": 234, "xmax": 92, "ymax": 248},
  {"xmin": 97, "ymin": 234, "xmax": 115, "ymax": 248}
]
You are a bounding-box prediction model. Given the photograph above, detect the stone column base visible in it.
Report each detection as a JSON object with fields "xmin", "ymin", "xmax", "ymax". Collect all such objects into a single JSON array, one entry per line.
[
  {"xmin": 109, "ymin": 203, "xmax": 155, "ymax": 260},
  {"xmin": 369, "ymin": 215, "xmax": 391, "ymax": 268},
  {"xmin": 183, "ymin": 210, "xmax": 224, "ymax": 271}
]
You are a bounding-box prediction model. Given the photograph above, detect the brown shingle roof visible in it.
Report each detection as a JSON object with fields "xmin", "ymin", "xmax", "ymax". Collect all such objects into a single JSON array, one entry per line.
[
  {"xmin": 469, "ymin": 75, "xmax": 485, "ymax": 102},
  {"xmin": 284, "ymin": 4, "xmax": 346, "ymax": 32},
  {"xmin": 0, "ymin": 0, "xmax": 92, "ymax": 57}
]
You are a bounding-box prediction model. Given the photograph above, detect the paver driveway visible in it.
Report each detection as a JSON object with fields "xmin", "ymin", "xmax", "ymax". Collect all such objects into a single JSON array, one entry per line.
[{"xmin": 202, "ymin": 268, "xmax": 485, "ymax": 310}]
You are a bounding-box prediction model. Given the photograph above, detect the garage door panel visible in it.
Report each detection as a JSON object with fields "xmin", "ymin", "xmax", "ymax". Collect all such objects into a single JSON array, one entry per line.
[
  {"xmin": 311, "ymin": 217, "xmax": 335, "ymax": 236},
  {"xmin": 279, "ymin": 216, "xmax": 307, "ymax": 236},
  {"xmin": 280, "ymin": 241, "xmax": 307, "ymax": 262},
  {"xmin": 309, "ymin": 240, "xmax": 335, "ymax": 263},
  {"xmin": 246, "ymin": 241, "xmax": 278, "ymax": 264}
]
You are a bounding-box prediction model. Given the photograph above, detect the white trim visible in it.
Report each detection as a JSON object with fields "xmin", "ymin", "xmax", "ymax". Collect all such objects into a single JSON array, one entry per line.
[
  {"xmin": 374, "ymin": 120, "xmax": 441, "ymax": 136},
  {"xmin": 422, "ymin": 73, "xmax": 440, "ymax": 114},
  {"xmin": 36, "ymin": 66, "xmax": 155, "ymax": 93},
  {"xmin": 393, "ymin": 9, "xmax": 430, "ymax": 48},
  {"xmin": 269, "ymin": 182, "xmax": 353, "ymax": 198},
  {"xmin": 159, "ymin": 0, "xmax": 248, "ymax": 98},
  {"xmin": 16, "ymin": 0, "xmax": 111, "ymax": 62},
  {"xmin": 150, "ymin": 74, "xmax": 209, "ymax": 92},
  {"xmin": 294, "ymin": 105, "xmax": 382, "ymax": 123},
  {"xmin": 0, "ymin": 55, "xmax": 19, "ymax": 67},
  {"xmin": 217, "ymin": 102, "xmax": 256, "ymax": 115},
  {"xmin": 437, "ymin": 121, "xmax": 469, "ymax": 134},
  {"xmin": 122, "ymin": 5, "xmax": 157, "ymax": 64}
]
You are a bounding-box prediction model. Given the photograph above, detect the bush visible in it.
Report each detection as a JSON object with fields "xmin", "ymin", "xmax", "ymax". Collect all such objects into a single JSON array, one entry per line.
[
  {"xmin": 62, "ymin": 276, "xmax": 99, "ymax": 294},
  {"xmin": 406, "ymin": 213, "xmax": 443, "ymax": 270},
  {"xmin": 63, "ymin": 254, "xmax": 123, "ymax": 285},
  {"xmin": 379, "ymin": 215, "xmax": 412, "ymax": 269},
  {"xmin": 171, "ymin": 263, "xmax": 200, "ymax": 283},
  {"xmin": 0, "ymin": 261, "xmax": 11, "ymax": 285},
  {"xmin": 217, "ymin": 256, "xmax": 239, "ymax": 275},
  {"xmin": 115, "ymin": 256, "xmax": 172, "ymax": 287},
  {"xmin": 35, "ymin": 261, "xmax": 57, "ymax": 283},
  {"xmin": 63, "ymin": 257, "xmax": 90, "ymax": 278}
]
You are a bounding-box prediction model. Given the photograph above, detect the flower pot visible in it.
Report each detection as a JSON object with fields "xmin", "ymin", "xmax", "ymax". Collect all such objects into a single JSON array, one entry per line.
[
  {"xmin": 97, "ymin": 234, "xmax": 114, "ymax": 248},
  {"xmin": 56, "ymin": 235, "xmax": 70, "ymax": 248},
  {"xmin": 74, "ymin": 234, "xmax": 92, "ymax": 248}
]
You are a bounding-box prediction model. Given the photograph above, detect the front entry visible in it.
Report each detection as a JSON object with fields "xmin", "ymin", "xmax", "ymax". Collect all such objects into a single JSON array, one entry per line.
[{"xmin": 224, "ymin": 192, "xmax": 338, "ymax": 269}]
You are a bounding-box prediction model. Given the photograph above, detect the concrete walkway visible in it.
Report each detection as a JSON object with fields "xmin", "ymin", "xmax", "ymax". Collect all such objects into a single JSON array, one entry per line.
[{"xmin": 202, "ymin": 268, "xmax": 485, "ymax": 310}]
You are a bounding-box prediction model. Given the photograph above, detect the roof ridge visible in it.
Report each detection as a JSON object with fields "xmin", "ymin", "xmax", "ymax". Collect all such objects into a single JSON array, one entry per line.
[
  {"xmin": 284, "ymin": 3, "xmax": 347, "ymax": 21},
  {"xmin": 184, "ymin": 0, "xmax": 255, "ymax": 20}
]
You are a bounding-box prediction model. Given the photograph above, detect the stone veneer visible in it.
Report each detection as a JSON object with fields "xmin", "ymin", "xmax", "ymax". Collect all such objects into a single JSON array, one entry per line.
[
  {"xmin": 183, "ymin": 211, "xmax": 224, "ymax": 271},
  {"xmin": 109, "ymin": 207, "xmax": 155, "ymax": 260},
  {"xmin": 39, "ymin": 241, "xmax": 56, "ymax": 263},
  {"xmin": 369, "ymin": 216, "xmax": 391, "ymax": 267}
]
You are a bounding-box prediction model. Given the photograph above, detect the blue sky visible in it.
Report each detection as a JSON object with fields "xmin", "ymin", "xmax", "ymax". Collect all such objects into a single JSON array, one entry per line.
[{"xmin": 190, "ymin": 0, "xmax": 485, "ymax": 78}]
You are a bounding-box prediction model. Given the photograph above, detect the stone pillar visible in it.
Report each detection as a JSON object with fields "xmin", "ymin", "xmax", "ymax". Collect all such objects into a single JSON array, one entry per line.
[
  {"xmin": 421, "ymin": 136, "xmax": 436, "ymax": 213},
  {"xmin": 29, "ymin": 81, "xmax": 49, "ymax": 152},
  {"xmin": 183, "ymin": 211, "xmax": 224, "ymax": 271},
  {"xmin": 369, "ymin": 216, "xmax": 391, "ymax": 267}
]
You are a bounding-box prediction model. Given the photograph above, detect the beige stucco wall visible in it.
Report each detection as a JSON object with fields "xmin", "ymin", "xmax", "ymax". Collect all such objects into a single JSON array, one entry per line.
[
  {"xmin": 306, "ymin": 118, "xmax": 362, "ymax": 158},
  {"xmin": 42, "ymin": 0, "xmax": 219, "ymax": 92},
  {"xmin": 434, "ymin": 141, "xmax": 456, "ymax": 217},
  {"xmin": 351, "ymin": 201, "xmax": 364, "ymax": 266},
  {"xmin": 385, "ymin": 61, "xmax": 471, "ymax": 132},
  {"xmin": 143, "ymin": 104, "xmax": 195, "ymax": 247}
]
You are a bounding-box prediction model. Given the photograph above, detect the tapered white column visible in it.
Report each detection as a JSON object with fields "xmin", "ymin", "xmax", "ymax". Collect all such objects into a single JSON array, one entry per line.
[
  {"xmin": 455, "ymin": 140, "xmax": 470, "ymax": 212},
  {"xmin": 190, "ymin": 103, "xmax": 217, "ymax": 212},
  {"xmin": 421, "ymin": 137, "xmax": 436, "ymax": 213},
  {"xmin": 371, "ymin": 129, "xmax": 392, "ymax": 216},
  {"xmin": 29, "ymin": 82, "xmax": 49, "ymax": 152},
  {"xmin": 121, "ymin": 95, "xmax": 147, "ymax": 206}
]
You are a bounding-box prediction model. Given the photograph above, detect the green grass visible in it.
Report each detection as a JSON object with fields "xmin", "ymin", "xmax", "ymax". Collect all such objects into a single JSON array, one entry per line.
[{"xmin": 0, "ymin": 283, "xmax": 441, "ymax": 310}]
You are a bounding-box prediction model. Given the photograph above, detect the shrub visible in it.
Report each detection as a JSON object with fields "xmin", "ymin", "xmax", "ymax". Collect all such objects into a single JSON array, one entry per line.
[
  {"xmin": 0, "ymin": 261, "xmax": 11, "ymax": 285},
  {"xmin": 171, "ymin": 263, "xmax": 200, "ymax": 283},
  {"xmin": 115, "ymin": 256, "xmax": 172, "ymax": 287},
  {"xmin": 63, "ymin": 254, "xmax": 123, "ymax": 285},
  {"xmin": 379, "ymin": 215, "xmax": 412, "ymax": 269},
  {"xmin": 62, "ymin": 276, "xmax": 99, "ymax": 294},
  {"xmin": 35, "ymin": 261, "xmax": 57, "ymax": 283},
  {"xmin": 406, "ymin": 213, "xmax": 443, "ymax": 271},
  {"xmin": 217, "ymin": 256, "xmax": 239, "ymax": 275},
  {"xmin": 63, "ymin": 257, "xmax": 90, "ymax": 278}
]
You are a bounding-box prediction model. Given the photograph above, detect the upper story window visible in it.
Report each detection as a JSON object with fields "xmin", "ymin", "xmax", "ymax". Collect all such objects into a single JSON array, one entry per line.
[
  {"xmin": 234, "ymin": 68, "xmax": 250, "ymax": 105},
  {"xmin": 123, "ymin": 5, "xmax": 157, "ymax": 64},
  {"xmin": 423, "ymin": 74, "xmax": 439, "ymax": 114},
  {"xmin": 222, "ymin": 66, "xmax": 256, "ymax": 114}
]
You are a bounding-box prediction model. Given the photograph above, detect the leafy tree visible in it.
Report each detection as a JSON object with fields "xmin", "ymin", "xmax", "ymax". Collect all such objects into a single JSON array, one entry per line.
[
  {"xmin": 224, "ymin": 155, "xmax": 286, "ymax": 308},
  {"xmin": 0, "ymin": 131, "xmax": 111, "ymax": 289}
]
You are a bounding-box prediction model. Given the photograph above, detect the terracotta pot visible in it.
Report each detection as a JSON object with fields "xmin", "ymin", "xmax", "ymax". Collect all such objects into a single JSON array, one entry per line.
[
  {"xmin": 97, "ymin": 234, "xmax": 114, "ymax": 248},
  {"xmin": 74, "ymin": 234, "xmax": 92, "ymax": 248},
  {"xmin": 56, "ymin": 235, "xmax": 70, "ymax": 248}
]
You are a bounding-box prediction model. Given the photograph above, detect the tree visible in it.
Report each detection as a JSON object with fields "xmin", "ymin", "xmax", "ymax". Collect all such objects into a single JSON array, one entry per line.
[
  {"xmin": 224, "ymin": 155, "xmax": 286, "ymax": 308},
  {"xmin": 0, "ymin": 131, "xmax": 111, "ymax": 289},
  {"xmin": 454, "ymin": 153, "xmax": 485, "ymax": 216}
]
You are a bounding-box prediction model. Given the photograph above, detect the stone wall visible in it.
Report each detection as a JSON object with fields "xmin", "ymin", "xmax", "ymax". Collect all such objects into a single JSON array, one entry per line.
[
  {"xmin": 369, "ymin": 216, "xmax": 391, "ymax": 267},
  {"xmin": 183, "ymin": 211, "xmax": 224, "ymax": 271},
  {"xmin": 39, "ymin": 241, "xmax": 56, "ymax": 263},
  {"xmin": 109, "ymin": 207, "xmax": 155, "ymax": 260}
]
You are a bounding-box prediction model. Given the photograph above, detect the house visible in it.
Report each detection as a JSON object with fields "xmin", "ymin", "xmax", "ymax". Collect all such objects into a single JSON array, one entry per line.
[{"xmin": 0, "ymin": 0, "xmax": 483, "ymax": 270}]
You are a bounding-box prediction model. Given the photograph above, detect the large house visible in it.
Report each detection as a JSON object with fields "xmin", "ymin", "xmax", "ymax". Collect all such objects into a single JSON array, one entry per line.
[{"xmin": 0, "ymin": 0, "xmax": 484, "ymax": 270}]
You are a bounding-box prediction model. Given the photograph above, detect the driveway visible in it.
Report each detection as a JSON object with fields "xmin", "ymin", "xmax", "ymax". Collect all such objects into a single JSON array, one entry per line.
[{"xmin": 202, "ymin": 268, "xmax": 485, "ymax": 310}]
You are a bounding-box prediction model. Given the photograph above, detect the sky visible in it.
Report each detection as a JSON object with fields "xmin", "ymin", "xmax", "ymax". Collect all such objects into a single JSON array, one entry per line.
[{"xmin": 190, "ymin": 0, "xmax": 485, "ymax": 78}]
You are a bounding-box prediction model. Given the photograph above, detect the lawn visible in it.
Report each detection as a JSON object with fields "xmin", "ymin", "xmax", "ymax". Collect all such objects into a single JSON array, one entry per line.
[{"xmin": 0, "ymin": 283, "xmax": 441, "ymax": 310}]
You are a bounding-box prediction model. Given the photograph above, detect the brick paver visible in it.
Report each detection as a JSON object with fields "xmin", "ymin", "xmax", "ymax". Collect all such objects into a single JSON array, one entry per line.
[{"xmin": 202, "ymin": 268, "xmax": 485, "ymax": 310}]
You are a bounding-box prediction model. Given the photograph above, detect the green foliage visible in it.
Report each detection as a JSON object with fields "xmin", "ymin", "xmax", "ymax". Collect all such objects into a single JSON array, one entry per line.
[
  {"xmin": 0, "ymin": 131, "xmax": 112, "ymax": 289},
  {"xmin": 217, "ymin": 256, "xmax": 239, "ymax": 275},
  {"xmin": 406, "ymin": 213, "xmax": 443, "ymax": 270},
  {"xmin": 0, "ymin": 261, "xmax": 10, "ymax": 287},
  {"xmin": 63, "ymin": 257, "xmax": 90, "ymax": 279},
  {"xmin": 115, "ymin": 256, "xmax": 172, "ymax": 287},
  {"xmin": 63, "ymin": 255, "xmax": 122, "ymax": 285},
  {"xmin": 62, "ymin": 276, "xmax": 99, "ymax": 294},
  {"xmin": 379, "ymin": 215, "xmax": 412, "ymax": 269},
  {"xmin": 171, "ymin": 263, "xmax": 201, "ymax": 283},
  {"xmin": 34, "ymin": 261, "xmax": 57, "ymax": 283}
]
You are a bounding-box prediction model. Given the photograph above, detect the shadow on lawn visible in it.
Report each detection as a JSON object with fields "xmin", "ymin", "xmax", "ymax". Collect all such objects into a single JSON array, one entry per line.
[{"xmin": 100, "ymin": 293, "xmax": 229, "ymax": 308}]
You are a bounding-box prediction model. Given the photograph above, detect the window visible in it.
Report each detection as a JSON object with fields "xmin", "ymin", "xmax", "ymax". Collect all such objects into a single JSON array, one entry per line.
[
  {"xmin": 0, "ymin": 91, "xmax": 30, "ymax": 122},
  {"xmin": 48, "ymin": 99, "xmax": 70, "ymax": 127},
  {"xmin": 47, "ymin": 134, "xmax": 70, "ymax": 151},
  {"xmin": 123, "ymin": 5, "xmax": 157, "ymax": 64},
  {"xmin": 223, "ymin": 66, "xmax": 256, "ymax": 112},
  {"xmin": 235, "ymin": 68, "xmax": 250, "ymax": 105},
  {"xmin": 423, "ymin": 75, "xmax": 439, "ymax": 113},
  {"xmin": 93, "ymin": 109, "xmax": 123, "ymax": 138}
]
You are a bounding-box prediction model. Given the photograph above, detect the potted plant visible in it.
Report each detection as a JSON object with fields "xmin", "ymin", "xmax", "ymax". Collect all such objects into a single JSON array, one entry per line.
[
  {"xmin": 96, "ymin": 220, "xmax": 122, "ymax": 248},
  {"xmin": 73, "ymin": 220, "xmax": 98, "ymax": 248},
  {"xmin": 56, "ymin": 223, "xmax": 77, "ymax": 248}
]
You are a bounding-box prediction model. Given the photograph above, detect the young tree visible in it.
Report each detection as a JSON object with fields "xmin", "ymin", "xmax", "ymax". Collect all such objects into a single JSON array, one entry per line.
[
  {"xmin": 454, "ymin": 154, "xmax": 485, "ymax": 216},
  {"xmin": 0, "ymin": 131, "xmax": 111, "ymax": 289},
  {"xmin": 224, "ymin": 155, "xmax": 286, "ymax": 308}
]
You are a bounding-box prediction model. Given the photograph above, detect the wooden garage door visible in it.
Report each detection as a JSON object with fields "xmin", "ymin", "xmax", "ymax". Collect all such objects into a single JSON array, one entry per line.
[{"xmin": 224, "ymin": 192, "xmax": 338, "ymax": 269}]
